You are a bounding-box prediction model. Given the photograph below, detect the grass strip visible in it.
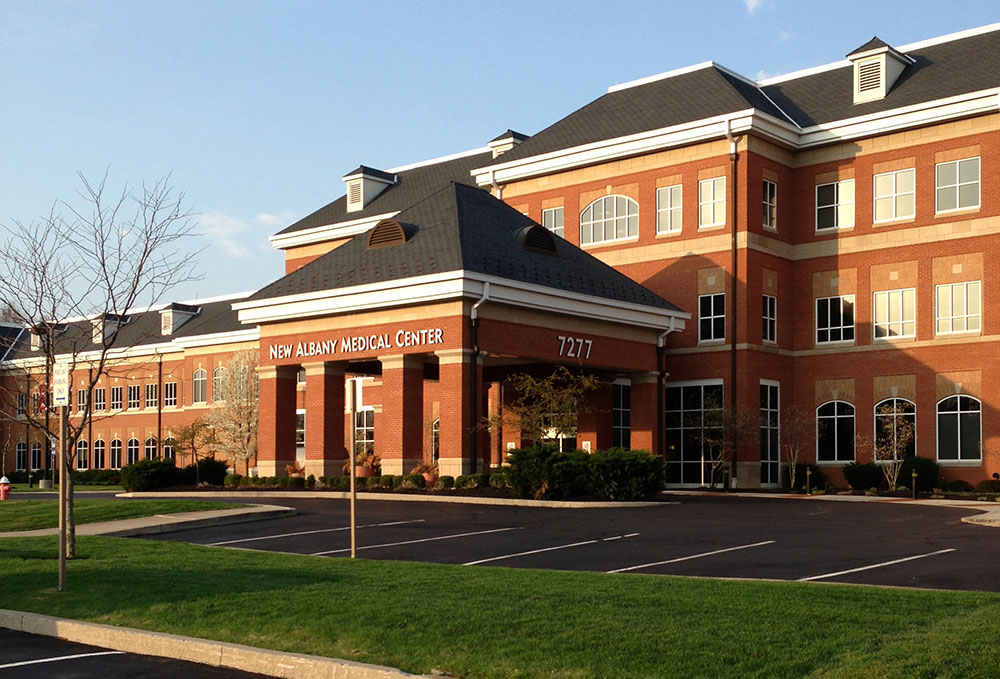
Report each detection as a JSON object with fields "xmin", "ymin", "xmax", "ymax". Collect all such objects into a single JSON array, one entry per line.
[
  {"xmin": 9, "ymin": 485, "xmax": 124, "ymax": 494},
  {"xmin": 2, "ymin": 536, "xmax": 1000, "ymax": 678},
  {"xmin": 0, "ymin": 500, "xmax": 245, "ymax": 531}
]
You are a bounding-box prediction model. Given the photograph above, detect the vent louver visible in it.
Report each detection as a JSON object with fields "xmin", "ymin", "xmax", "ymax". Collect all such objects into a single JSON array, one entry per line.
[
  {"xmin": 858, "ymin": 61, "xmax": 881, "ymax": 92},
  {"xmin": 517, "ymin": 225, "xmax": 557, "ymax": 255},
  {"xmin": 367, "ymin": 219, "xmax": 408, "ymax": 250},
  {"xmin": 348, "ymin": 180, "xmax": 362, "ymax": 206}
]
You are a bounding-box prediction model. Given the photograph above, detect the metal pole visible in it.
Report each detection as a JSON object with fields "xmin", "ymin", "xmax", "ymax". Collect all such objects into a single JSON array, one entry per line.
[
  {"xmin": 58, "ymin": 405, "xmax": 68, "ymax": 591},
  {"xmin": 349, "ymin": 379, "xmax": 357, "ymax": 559}
]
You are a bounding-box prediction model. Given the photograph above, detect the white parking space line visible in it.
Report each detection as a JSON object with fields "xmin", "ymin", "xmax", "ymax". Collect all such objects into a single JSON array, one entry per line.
[
  {"xmin": 607, "ymin": 540, "xmax": 776, "ymax": 573},
  {"xmin": 463, "ymin": 532, "xmax": 640, "ymax": 566},
  {"xmin": 310, "ymin": 527, "xmax": 524, "ymax": 556},
  {"xmin": 207, "ymin": 519, "xmax": 426, "ymax": 546},
  {"xmin": 797, "ymin": 548, "xmax": 957, "ymax": 582},
  {"xmin": 0, "ymin": 651, "xmax": 125, "ymax": 669}
]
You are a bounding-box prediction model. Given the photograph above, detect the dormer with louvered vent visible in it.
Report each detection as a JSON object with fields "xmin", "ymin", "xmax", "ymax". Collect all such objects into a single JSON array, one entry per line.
[
  {"xmin": 516, "ymin": 224, "xmax": 557, "ymax": 255},
  {"xmin": 366, "ymin": 219, "xmax": 410, "ymax": 250},
  {"xmin": 847, "ymin": 37, "xmax": 913, "ymax": 105},
  {"xmin": 159, "ymin": 303, "xmax": 200, "ymax": 336},
  {"xmin": 487, "ymin": 129, "xmax": 529, "ymax": 159},
  {"xmin": 343, "ymin": 166, "xmax": 397, "ymax": 213}
]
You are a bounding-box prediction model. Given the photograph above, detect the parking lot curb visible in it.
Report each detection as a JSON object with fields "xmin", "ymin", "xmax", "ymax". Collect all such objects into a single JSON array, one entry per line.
[
  {"xmin": 0, "ymin": 608, "xmax": 426, "ymax": 679},
  {"xmin": 116, "ymin": 490, "xmax": 666, "ymax": 509}
]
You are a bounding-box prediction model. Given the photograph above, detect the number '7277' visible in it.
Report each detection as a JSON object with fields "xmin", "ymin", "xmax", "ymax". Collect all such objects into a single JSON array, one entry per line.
[{"xmin": 557, "ymin": 335, "xmax": 593, "ymax": 359}]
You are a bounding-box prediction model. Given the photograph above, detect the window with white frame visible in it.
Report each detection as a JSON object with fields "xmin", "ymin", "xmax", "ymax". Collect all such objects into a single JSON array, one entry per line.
[
  {"xmin": 192, "ymin": 369, "xmax": 207, "ymax": 403},
  {"xmin": 164, "ymin": 382, "xmax": 177, "ymax": 407},
  {"xmin": 874, "ymin": 398, "xmax": 916, "ymax": 460},
  {"xmin": 162, "ymin": 438, "xmax": 175, "ymax": 460},
  {"xmin": 762, "ymin": 294, "xmax": 777, "ymax": 344},
  {"xmin": 817, "ymin": 401, "xmax": 855, "ymax": 463},
  {"xmin": 698, "ymin": 177, "xmax": 725, "ymax": 228},
  {"xmin": 936, "ymin": 157, "xmax": 980, "ymax": 213},
  {"xmin": 213, "ymin": 367, "xmax": 227, "ymax": 401},
  {"xmin": 127, "ymin": 385, "xmax": 140, "ymax": 409},
  {"xmin": 110, "ymin": 439, "xmax": 122, "ymax": 469},
  {"xmin": 937, "ymin": 395, "xmax": 981, "ymax": 461},
  {"xmin": 760, "ymin": 381, "xmax": 780, "ymax": 485},
  {"xmin": 579, "ymin": 195, "xmax": 638, "ymax": 245},
  {"xmin": 612, "ymin": 382, "xmax": 631, "ymax": 449},
  {"xmin": 296, "ymin": 410, "xmax": 306, "ymax": 462},
  {"xmin": 699, "ymin": 293, "xmax": 725, "ymax": 342},
  {"xmin": 664, "ymin": 381, "xmax": 725, "ymax": 485},
  {"xmin": 15, "ymin": 442, "xmax": 27, "ymax": 470},
  {"xmin": 541, "ymin": 207, "xmax": 564, "ymax": 238},
  {"xmin": 93, "ymin": 439, "xmax": 105, "ymax": 469},
  {"xmin": 30, "ymin": 441, "xmax": 42, "ymax": 470},
  {"xmin": 126, "ymin": 438, "xmax": 139, "ymax": 465},
  {"xmin": 816, "ymin": 295, "xmax": 855, "ymax": 344},
  {"xmin": 431, "ymin": 419, "xmax": 440, "ymax": 462},
  {"xmin": 93, "ymin": 387, "xmax": 106, "ymax": 411},
  {"xmin": 874, "ymin": 168, "xmax": 915, "ymax": 223},
  {"xmin": 355, "ymin": 408, "xmax": 375, "ymax": 456},
  {"xmin": 110, "ymin": 386, "xmax": 123, "ymax": 410},
  {"xmin": 815, "ymin": 179, "xmax": 854, "ymax": 231},
  {"xmin": 16, "ymin": 392, "xmax": 26, "ymax": 416},
  {"xmin": 145, "ymin": 383, "xmax": 157, "ymax": 409},
  {"xmin": 145, "ymin": 437, "xmax": 157, "ymax": 460},
  {"xmin": 936, "ymin": 281, "xmax": 981, "ymax": 334},
  {"xmin": 76, "ymin": 388, "xmax": 87, "ymax": 412},
  {"xmin": 76, "ymin": 439, "xmax": 89, "ymax": 470},
  {"xmin": 873, "ymin": 288, "xmax": 915, "ymax": 340},
  {"xmin": 656, "ymin": 185, "xmax": 682, "ymax": 234},
  {"xmin": 762, "ymin": 180, "xmax": 777, "ymax": 230}
]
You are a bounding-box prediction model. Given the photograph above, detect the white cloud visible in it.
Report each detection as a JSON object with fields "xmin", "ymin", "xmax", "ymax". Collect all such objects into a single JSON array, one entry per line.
[
  {"xmin": 199, "ymin": 212, "xmax": 252, "ymax": 259},
  {"xmin": 755, "ymin": 69, "xmax": 775, "ymax": 82},
  {"xmin": 743, "ymin": 0, "xmax": 763, "ymax": 13},
  {"xmin": 256, "ymin": 210, "xmax": 297, "ymax": 227},
  {"xmin": 778, "ymin": 28, "xmax": 791, "ymax": 42}
]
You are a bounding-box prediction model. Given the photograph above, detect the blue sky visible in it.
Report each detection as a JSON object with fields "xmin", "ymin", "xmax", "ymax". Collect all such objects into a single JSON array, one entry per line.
[{"xmin": 2, "ymin": 1, "xmax": 997, "ymax": 303}]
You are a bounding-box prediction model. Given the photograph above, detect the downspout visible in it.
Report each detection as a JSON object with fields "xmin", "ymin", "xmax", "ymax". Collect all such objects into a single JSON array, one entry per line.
[
  {"xmin": 156, "ymin": 351, "xmax": 163, "ymax": 458},
  {"xmin": 726, "ymin": 118, "xmax": 739, "ymax": 490},
  {"xmin": 656, "ymin": 317, "xmax": 678, "ymax": 460},
  {"xmin": 489, "ymin": 170, "xmax": 503, "ymax": 201},
  {"xmin": 469, "ymin": 281, "xmax": 491, "ymax": 474}
]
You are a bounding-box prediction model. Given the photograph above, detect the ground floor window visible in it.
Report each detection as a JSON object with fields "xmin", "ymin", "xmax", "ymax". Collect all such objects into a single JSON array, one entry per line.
[
  {"xmin": 817, "ymin": 401, "xmax": 854, "ymax": 462},
  {"xmin": 163, "ymin": 438, "xmax": 176, "ymax": 460},
  {"xmin": 664, "ymin": 381, "xmax": 724, "ymax": 485},
  {"xmin": 937, "ymin": 395, "xmax": 981, "ymax": 461},
  {"xmin": 431, "ymin": 418, "xmax": 440, "ymax": 462},
  {"xmin": 126, "ymin": 438, "xmax": 139, "ymax": 466},
  {"xmin": 77, "ymin": 439, "xmax": 89, "ymax": 470},
  {"xmin": 145, "ymin": 437, "xmax": 158, "ymax": 460},
  {"xmin": 30, "ymin": 441, "xmax": 42, "ymax": 470},
  {"xmin": 110, "ymin": 439, "xmax": 122, "ymax": 469},
  {"xmin": 93, "ymin": 440, "xmax": 106, "ymax": 469},
  {"xmin": 296, "ymin": 410, "xmax": 306, "ymax": 463},
  {"xmin": 16, "ymin": 442, "xmax": 27, "ymax": 470},
  {"xmin": 760, "ymin": 381, "xmax": 779, "ymax": 485},
  {"xmin": 874, "ymin": 398, "xmax": 915, "ymax": 460},
  {"xmin": 355, "ymin": 408, "xmax": 374, "ymax": 456},
  {"xmin": 612, "ymin": 382, "xmax": 631, "ymax": 449}
]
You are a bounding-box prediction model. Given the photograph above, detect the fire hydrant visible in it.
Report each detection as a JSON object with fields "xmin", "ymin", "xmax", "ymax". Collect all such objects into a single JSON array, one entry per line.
[{"xmin": 0, "ymin": 476, "xmax": 11, "ymax": 501}]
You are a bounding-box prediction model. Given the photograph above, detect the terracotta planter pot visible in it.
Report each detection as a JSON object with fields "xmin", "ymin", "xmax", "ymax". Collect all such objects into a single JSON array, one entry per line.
[
  {"xmin": 356, "ymin": 466, "xmax": 375, "ymax": 478},
  {"xmin": 422, "ymin": 472, "xmax": 438, "ymax": 488}
]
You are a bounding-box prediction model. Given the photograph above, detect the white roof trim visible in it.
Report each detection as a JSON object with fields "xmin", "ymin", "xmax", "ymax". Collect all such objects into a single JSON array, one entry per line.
[
  {"xmin": 607, "ymin": 61, "xmax": 716, "ymax": 93},
  {"xmin": 387, "ymin": 146, "xmax": 491, "ymax": 173},
  {"xmin": 269, "ymin": 211, "xmax": 399, "ymax": 250}
]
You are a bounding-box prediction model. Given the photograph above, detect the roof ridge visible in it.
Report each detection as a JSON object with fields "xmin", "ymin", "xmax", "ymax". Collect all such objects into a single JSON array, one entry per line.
[
  {"xmin": 387, "ymin": 146, "xmax": 491, "ymax": 173},
  {"xmin": 607, "ymin": 61, "xmax": 718, "ymax": 93}
]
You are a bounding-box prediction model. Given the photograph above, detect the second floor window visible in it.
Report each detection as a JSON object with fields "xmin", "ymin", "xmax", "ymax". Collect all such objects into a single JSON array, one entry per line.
[
  {"xmin": 936, "ymin": 157, "xmax": 979, "ymax": 213},
  {"xmin": 110, "ymin": 386, "xmax": 123, "ymax": 410},
  {"xmin": 873, "ymin": 289, "xmax": 915, "ymax": 339},
  {"xmin": 579, "ymin": 195, "xmax": 638, "ymax": 245},
  {"xmin": 816, "ymin": 179, "xmax": 854, "ymax": 231},
  {"xmin": 93, "ymin": 388, "xmax": 106, "ymax": 411},
  {"xmin": 698, "ymin": 177, "xmax": 725, "ymax": 228},
  {"xmin": 699, "ymin": 293, "xmax": 726, "ymax": 342},
  {"xmin": 656, "ymin": 185, "xmax": 682, "ymax": 234},
  {"xmin": 193, "ymin": 369, "xmax": 207, "ymax": 403},
  {"xmin": 164, "ymin": 382, "xmax": 177, "ymax": 407},
  {"xmin": 816, "ymin": 295, "xmax": 855, "ymax": 344},
  {"xmin": 762, "ymin": 180, "xmax": 777, "ymax": 230},
  {"xmin": 874, "ymin": 168, "xmax": 915, "ymax": 223},
  {"xmin": 145, "ymin": 383, "xmax": 158, "ymax": 409},
  {"xmin": 762, "ymin": 294, "xmax": 777, "ymax": 343},
  {"xmin": 936, "ymin": 281, "xmax": 981, "ymax": 334},
  {"xmin": 76, "ymin": 388, "xmax": 87, "ymax": 412},
  {"xmin": 541, "ymin": 207, "xmax": 564, "ymax": 238},
  {"xmin": 127, "ymin": 385, "xmax": 140, "ymax": 409},
  {"xmin": 213, "ymin": 367, "xmax": 227, "ymax": 401}
]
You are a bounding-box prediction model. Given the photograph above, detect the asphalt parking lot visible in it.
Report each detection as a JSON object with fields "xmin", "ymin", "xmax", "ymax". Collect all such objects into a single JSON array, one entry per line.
[
  {"xmin": 145, "ymin": 494, "xmax": 1000, "ymax": 592},
  {"xmin": 0, "ymin": 629, "xmax": 276, "ymax": 679}
]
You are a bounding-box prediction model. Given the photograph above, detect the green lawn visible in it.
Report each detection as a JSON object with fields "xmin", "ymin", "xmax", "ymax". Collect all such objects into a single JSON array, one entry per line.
[
  {"xmin": 2, "ymin": 537, "xmax": 999, "ymax": 679},
  {"xmin": 10, "ymin": 485, "xmax": 123, "ymax": 494},
  {"xmin": 0, "ymin": 499, "xmax": 244, "ymax": 532}
]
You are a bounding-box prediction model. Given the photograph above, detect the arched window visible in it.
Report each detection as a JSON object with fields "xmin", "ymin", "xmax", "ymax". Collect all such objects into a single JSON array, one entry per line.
[
  {"xmin": 163, "ymin": 438, "xmax": 176, "ymax": 460},
  {"xmin": 874, "ymin": 398, "xmax": 916, "ymax": 461},
  {"xmin": 579, "ymin": 195, "xmax": 638, "ymax": 245},
  {"xmin": 193, "ymin": 369, "xmax": 207, "ymax": 403},
  {"xmin": 817, "ymin": 401, "xmax": 855, "ymax": 462},
  {"xmin": 126, "ymin": 438, "xmax": 140, "ymax": 465},
  {"xmin": 145, "ymin": 437, "xmax": 158, "ymax": 460},
  {"xmin": 76, "ymin": 439, "xmax": 89, "ymax": 470},
  {"xmin": 212, "ymin": 367, "xmax": 227, "ymax": 401},
  {"xmin": 30, "ymin": 441, "xmax": 42, "ymax": 470},
  {"xmin": 431, "ymin": 419, "xmax": 440, "ymax": 462},
  {"xmin": 937, "ymin": 395, "xmax": 981, "ymax": 461},
  {"xmin": 110, "ymin": 439, "xmax": 122, "ymax": 469},
  {"xmin": 93, "ymin": 439, "xmax": 106, "ymax": 470},
  {"xmin": 15, "ymin": 442, "xmax": 27, "ymax": 471}
]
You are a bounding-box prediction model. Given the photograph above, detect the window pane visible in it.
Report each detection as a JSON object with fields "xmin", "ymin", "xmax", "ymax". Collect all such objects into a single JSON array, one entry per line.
[
  {"xmin": 959, "ymin": 158, "xmax": 979, "ymax": 184},
  {"xmin": 959, "ymin": 413, "xmax": 981, "ymax": 459},
  {"xmin": 958, "ymin": 184, "xmax": 978, "ymax": 208},
  {"xmin": 874, "ymin": 174, "xmax": 893, "ymax": 197},
  {"xmin": 937, "ymin": 186, "xmax": 957, "ymax": 211},
  {"xmin": 839, "ymin": 180, "xmax": 854, "ymax": 204},
  {"xmin": 817, "ymin": 206, "xmax": 834, "ymax": 230},
  {"xmin": 700, "ymin": 180, "xmax": 712, "ymax": 202},
  {"xmin": 937, "ymin": 162, "xmax": 956, "ymax": 186},
  {"xmin": 816, "ymin": 184, "xmax": 835, "ymax": 207},
  {"xmin": 896, "ymin": 194, "xmax": 914, "ymax": 217},
  {"xmin": 875, "ymin": 197, "xmax": 893, "ymax": 221},
  {"xmin": 896, "ymin": 169, "xmax": 914, "ymax": 194}
]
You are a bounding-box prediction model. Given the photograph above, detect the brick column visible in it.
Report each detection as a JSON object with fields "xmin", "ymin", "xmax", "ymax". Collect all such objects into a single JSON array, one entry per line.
[
  {"xmin": 303, "ymin": 361, "xmax": 346, "ymax": 478},
  {"xmin": 577, "ymin": 384, "xmax": 613, "ymax": 452},
  {"xmin": 629, "ymin": 371, "xmax": 661, "ymax": 453},
  {"xmin": 257, "ymin": 365, "xmax": 297, "ymax": 476},
  {"xmin": 436, "ymin": 349, "xmax": 475, "ymax": 477},
  {"xmin": 378, "ymin": 354, "xmax": 424, "ymax": 475}
]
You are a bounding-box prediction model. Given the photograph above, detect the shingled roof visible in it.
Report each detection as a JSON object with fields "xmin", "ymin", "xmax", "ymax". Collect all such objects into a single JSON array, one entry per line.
[{"xmin": 251, "ymin": 182, "xmax": 679, "ymax": 312}]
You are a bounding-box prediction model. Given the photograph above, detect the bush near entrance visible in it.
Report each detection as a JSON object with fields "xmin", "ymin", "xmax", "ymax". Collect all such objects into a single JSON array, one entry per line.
[
  {"xmin": 120, "ymin": 457, "xmax": 230, "ymax": 492},
  {"xmin": 506, "ymin": 446, "xmax": 664, "ymax": 501},
  {"xmin": 843, "ymin": 457, "xmax": 940, "ymax": 492}
]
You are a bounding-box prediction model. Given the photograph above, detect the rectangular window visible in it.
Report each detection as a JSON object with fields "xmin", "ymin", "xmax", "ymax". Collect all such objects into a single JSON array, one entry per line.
[
  {"xmin": 936, "ymin": 157, "xmax": 980, "ymax": 213},
  {"xmin": 127, "ymin": 385, "xmax": 140, "ymax": 409},
  {"xmin": 93, "ymin": 387, "xmax": 106, "ymax": 411},
  {"xmin": 664, "ymin": 380, "xmax": 725, "ymax": 485},
  {"xmin": 699, "ymin": 293, "xmax": 726, "ymax": 342},
  {"xmin": 762, "ymin": 294, "xmax": 777, "ymax": 344},
  {"xmin": 656, "ymin": 184, "xmax": 682, "ymax": 234},
  {"xmin": 873, "ymin": 168, "xmax": 915, "ymax": 222},
  {"xmin": 760, "ymin": 381, "xmax": 780, "ymax": 485},
  {"xmin": 816, "ymin": 295, "xmax": 855, "ymax": 344},
  {"xmin": 76, "ymin": 388, "xmax": 87, "ymax": 412},
  {"xmin": 541, "ymin": 207, "xmax": 564, "ymax": 238},
  {"xmin": 164, "ymin": 382, "xmax": 177, "ymax": 407},
  {"xmin": 762, "ymin": 180, "xmax": 777, "ymax": 231},
  {"xmin": 873, "ymin": 288, "xmax": 916, "ymax": 339},
  {"xmin": 612, "ymin": 382, "xmax": 631, "ymax": 449},
  {"xmin": 16, "ymin": 392, "xmax": 26, "ymax": 416},
  {"xmin": 936, "ymin": 281, "xmax": 981, "ymax": 334},
  {"xmin": 110, "ymin": 386, "xmax": 122, "ymax": 410},
  {"xmin": 698, "ymin": 177, "xmax": 725, "ymax": 228},
  {"xmin": 355, "ymin": 409, "xmax": 375, "ymax": 456},
  {"xmin": 815, "ymin": 179, "xmax": 855, "ymax": 231},
  {"xmin": 145, "ymin": 383, "xmax": 158, "ymax": 409}
]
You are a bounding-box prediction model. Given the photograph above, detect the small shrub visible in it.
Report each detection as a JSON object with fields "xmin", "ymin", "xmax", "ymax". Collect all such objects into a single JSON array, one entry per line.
[
  {"xmin": 74, "ymin": 469, "xmax": 122, "ymax": 485},
  {"xmin": 390, "ymin": 475, "xmax": 405, "ymax": 489},
  {"xmin": 120, "ymin": 459, "xmax": 182, "ymax": 492},
  {"xmin": 399, "ymin": 473, "xmax": 424, "ymax": 490},
  {"xmin": 331, "ymin": 475, "xmax": 350, "ymax": 491},
  {"xmin": 506, "ymin": 445, "xmax": 561, "ymax": 499},
  {"xmin": 588, "ymin": 448, "xmax": 664, "ymax": 501},
  {"xmin": 843, "ymin": 462, "xmax": 883, "ymax": 491},
  {"xmin": 782, "ymin": 463, "xmax": 827, "ymax": 491},
  {"xmin": 975, "ymin": 479, "xmax": 1000, "ymax": 493},
  {"xmin": 379, "ymin": 475, "xmax": 395, "ymax": 488},
  {"xmin": 946, "ymin": 479, "xmax": 975, "ymax": 493},
  {"xmin": 899, "ymin": 456, "xmax": 939, "ymax": 492},
  {"xmin": 436, "ymin": 475, "xmax": 455, "ymax": 489},
  {"xmin": 223, "ymin": 474, "xmax": 242, "ymax": 487},
  {"xmin": 489, "ymin": 467, "xmax": 510, "ymax": 489},
  {"xmin": 306, "ymin": 474, "xmax": 316, "ymax": 490},
  {"xmin": 456, "ymin": 473, "xmax": 488, "ymax": 490},
  {"xmin": 180, "ymin": 457, "xmax": 229, "ymax": 486}
]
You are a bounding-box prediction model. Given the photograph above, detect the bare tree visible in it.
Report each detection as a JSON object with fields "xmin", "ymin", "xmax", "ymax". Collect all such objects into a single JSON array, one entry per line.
[
  {"xmin": 701, "ymin": 398, "xmax": 758, "ymax": 489},
  {"xmin": 780, "ymin": 405, "xmax": 815, "ymax": 490},
  {"xmin": 0, "ymin": 171, "xmax": 197, "ymax": 588},
  {"xmin": 172, "ymin": 418, "xmax": 212, "ymax": 484},
  {"xmin": 872, "ymin": 401, "xmax": 915, "ymax": 492},
  {"xmin": 203, "ymin": 349, "xmax": 259, "ymax": 475}
]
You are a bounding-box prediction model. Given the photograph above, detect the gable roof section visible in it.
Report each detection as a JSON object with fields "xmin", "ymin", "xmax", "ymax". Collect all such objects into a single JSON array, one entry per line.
[{"xmin": 249, "ymin": 182, "xmax": 679, "ymax": 313}]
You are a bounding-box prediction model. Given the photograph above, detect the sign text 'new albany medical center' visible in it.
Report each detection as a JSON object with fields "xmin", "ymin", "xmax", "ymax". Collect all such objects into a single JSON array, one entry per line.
[{"xmin": 268, "ymin": 328, "xmax": 444, "ymax": 360}]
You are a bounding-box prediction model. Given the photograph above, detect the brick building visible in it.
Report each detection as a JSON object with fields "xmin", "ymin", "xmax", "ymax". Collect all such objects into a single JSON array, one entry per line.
[{"xmin": 3, "ymin": 24, "xmax": 1000, "ymax": 488}]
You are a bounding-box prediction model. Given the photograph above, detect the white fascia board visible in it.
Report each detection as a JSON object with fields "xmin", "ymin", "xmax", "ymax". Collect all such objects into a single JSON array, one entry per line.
[
  {"xmin": 471, "ymin": 110, "xmax": 759, "ymax": 186},
  {"xmin": 797, "ymin": 88, "xmax": 1000, "ymax": 148},
  {"xmin": 607, "ymin": 61, "xmax": 717, "ymax": 93},
  {"xmin": 268, "ymin": 211, "xmax": 399, "ymax": 251},
  {"xmin": 171, "ymin": 327, "xmax": 260, "ymax": 349}
]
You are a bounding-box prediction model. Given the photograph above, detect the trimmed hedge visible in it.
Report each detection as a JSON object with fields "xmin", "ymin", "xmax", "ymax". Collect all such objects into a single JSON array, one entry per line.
[
  {"xmin": 842, "ymin": 462, "xmax": 883, "ymax": 491},
  {"xmin": 781, "ymin": 463, "xmax": 827, "ymax": 491},
  {"xmin": 505, "ymin": 446, "xmax": 664, "ymax": 501},
  {"xmin": 121, "ymin": 459, "xmax": 182, "ymax": 492},
  {"xmin": 180, "ymin": 458, "xmax": 230, "ymax": 486},
  {"xmin": 899, "ymin": 456, "xmax": 939, "ymax": 492},
  {"xmin": 976, "ymin": 479, "xmax": 1000, "ymax": 493},
  {"xmin": 589, "ymin": 448, "xmax": 665, "ymax": 501}
]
